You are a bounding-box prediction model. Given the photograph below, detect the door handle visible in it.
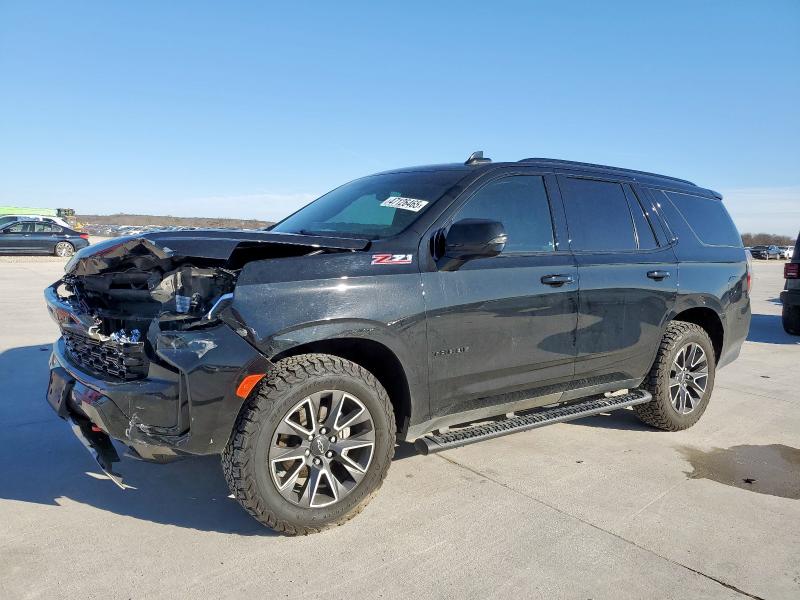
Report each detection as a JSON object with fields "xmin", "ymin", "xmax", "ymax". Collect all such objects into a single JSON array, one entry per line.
[
  {"xmin": 647, "ymin": 270, "xmax": 670, "ymax": 280},
  {"xmin": 541, "ymin": 274, "xmax": 575, "ymax": 286}
]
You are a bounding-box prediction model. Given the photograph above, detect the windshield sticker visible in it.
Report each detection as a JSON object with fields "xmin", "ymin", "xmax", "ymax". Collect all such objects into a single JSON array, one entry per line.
[
  {"xmin": 380, "ymin": 196, "xmax": 429, "ymax": 212},
  {"xmin": 371, "ymin": 253, "xmax": 413, "ymax": 265}
]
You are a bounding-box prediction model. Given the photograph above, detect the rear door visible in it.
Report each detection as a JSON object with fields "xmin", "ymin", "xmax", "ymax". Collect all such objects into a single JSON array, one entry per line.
[
  {"xmin": 31, "ymin": 222, "xmax": 60, "ymax": 252},
  {"xmin": 557, "ymin": 174, "xmax": 677, "ymax": 395},
  {"xmin": 423, "ymin": 170, "xmax": 578, "ymax": 419}
]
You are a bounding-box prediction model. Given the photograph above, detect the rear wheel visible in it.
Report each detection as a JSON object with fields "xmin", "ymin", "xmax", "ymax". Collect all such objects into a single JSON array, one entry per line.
[
  {"xmin": 783, "ymin": 304, "xmax": 800, "ymax": 335},
  {"xmin": 222, "ymin": 354, "xmax": 395, "ymax": 535},
  {"xmin": 634, "ymin": 321, "xmax": 716, "ymax": 431},
  {"xmin": 54, "ymin": 241, "xmax": 75, "ymax": 257}
]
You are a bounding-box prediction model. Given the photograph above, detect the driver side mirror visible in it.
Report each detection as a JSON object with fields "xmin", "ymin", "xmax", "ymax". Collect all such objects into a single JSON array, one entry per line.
[{"xmin": 436, "ymin": 218, "xmax": 507, "ymax": 271}]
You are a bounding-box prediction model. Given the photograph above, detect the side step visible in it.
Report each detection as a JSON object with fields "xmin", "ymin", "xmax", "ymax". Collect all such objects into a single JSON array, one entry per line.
[{"xmin": 414, "ymin": 389, "xmax": 652, "ymax": 455}]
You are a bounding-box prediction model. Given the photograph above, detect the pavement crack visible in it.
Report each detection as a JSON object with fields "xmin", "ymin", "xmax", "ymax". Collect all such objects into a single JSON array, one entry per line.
[{"xmin": 436, "ymin": 453, "xmax": 766, "ymax": 600}]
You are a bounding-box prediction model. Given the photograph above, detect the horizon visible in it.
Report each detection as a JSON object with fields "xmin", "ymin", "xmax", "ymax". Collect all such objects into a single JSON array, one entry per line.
[{"xmin": 1, "ymin": 1, "xmax": 798, "ymax": 235}]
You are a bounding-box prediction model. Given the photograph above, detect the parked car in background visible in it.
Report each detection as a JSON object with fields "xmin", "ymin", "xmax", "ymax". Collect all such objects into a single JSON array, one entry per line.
[
  {"xmin": 44, "ymin": 153, "xmax": 750, "ymax": 534},
  {"xmin": 750, "ymin": 245, "xmax": 781, "ymax": 260},
  {"xmin": 781, "ymin": 233, "xmax": 800, "ymax": 335},
  {"xmin": 0, "ymin": 220, "xmax": 89, "ymax": 256},
  {"xmin": 779, "ymin": 245, "xmax": 794, "ymax": 260},
  {"xmin": 0, "ymin": 214, "xmax": 72, "ymax": 229}
]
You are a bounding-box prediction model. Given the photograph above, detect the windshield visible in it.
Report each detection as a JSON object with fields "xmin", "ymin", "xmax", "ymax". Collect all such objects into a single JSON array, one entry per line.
[{"xmin": 271, "ymin": 170, "xmax": 467, "ymax": 239}]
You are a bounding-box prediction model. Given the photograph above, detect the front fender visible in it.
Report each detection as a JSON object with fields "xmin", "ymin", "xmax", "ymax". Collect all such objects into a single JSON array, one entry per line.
[{"xmin": 228, "ymin": 256, "xmax": 429, "ymax": 423}]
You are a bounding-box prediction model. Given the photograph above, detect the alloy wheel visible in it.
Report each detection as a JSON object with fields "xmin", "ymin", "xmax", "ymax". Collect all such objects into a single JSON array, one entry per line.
[
  {"xmin": 669, "ymin": 342, "xmax": 709, "ymax": 414},
  {"xmin": 269, "ymin": 390, "xmax": 375, "ymax": 508},
  {"xmin": 55, "ymin": 242, "xmax": 74, "ymax": 257}
]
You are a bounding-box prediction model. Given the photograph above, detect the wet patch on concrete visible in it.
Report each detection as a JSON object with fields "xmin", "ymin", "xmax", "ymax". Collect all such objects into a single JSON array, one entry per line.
[{"xmin": 678, "ymin": 444, "xmax": 800, "ymax": 500}]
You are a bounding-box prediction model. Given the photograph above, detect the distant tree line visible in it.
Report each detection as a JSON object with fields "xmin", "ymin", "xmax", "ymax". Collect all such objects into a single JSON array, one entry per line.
[
  {"xmin": 77, "ymin": 213, "xmax": 273, "ymax": 229},
  {"xmin": 741, "ymin": 232, "xmax": 796, "ymax": 247}
]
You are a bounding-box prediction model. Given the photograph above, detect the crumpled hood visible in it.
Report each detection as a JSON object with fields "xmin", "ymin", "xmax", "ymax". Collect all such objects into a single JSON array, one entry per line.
[{"xmin": 65, "ymin": 229, "xmax": 370, "ymax": 276}]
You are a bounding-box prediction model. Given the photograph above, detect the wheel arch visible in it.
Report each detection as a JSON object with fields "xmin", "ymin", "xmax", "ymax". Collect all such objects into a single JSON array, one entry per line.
[
  {"xmin": 272, "ymin": 338, "xmax": 413, "ymax": 436},
  {"xmin": 672, "ymin": 307, "xmax": 724, "ymax": 362}
]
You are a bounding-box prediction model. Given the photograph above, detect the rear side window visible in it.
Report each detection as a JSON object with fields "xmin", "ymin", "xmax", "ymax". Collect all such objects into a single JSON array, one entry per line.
[
  {"xmin": 560, "ymin": 177, "xmax": 636, "ymax": 251},
  {"xmin": 662, "ymin": 191, "xmax": 742, "ymax": 247},
  {"xmin": 453, "ymin": 175, "xmax": 555, "ymax": 253},
  {"xmin": 625, "ymin": 186, "xmax": 659, "ymax": 249}
]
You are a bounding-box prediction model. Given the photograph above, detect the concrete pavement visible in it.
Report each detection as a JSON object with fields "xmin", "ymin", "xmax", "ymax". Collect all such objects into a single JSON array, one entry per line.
[{"xmin": 0, "ymin": 258, "xmax": 797, "ymax": 599}]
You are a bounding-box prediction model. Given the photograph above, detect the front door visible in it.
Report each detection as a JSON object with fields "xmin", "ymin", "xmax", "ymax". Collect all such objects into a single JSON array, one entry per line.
[
  {"xmin": 557, "ymin": 174, "xmax": 678, "ymax": 393},
  {"xmin": 423, "ymin": 172, "xmax": 578, "ymax": 419},
  {"xmin": 0, "ymin": 222, "xmax": 32, "ymax": 252}
]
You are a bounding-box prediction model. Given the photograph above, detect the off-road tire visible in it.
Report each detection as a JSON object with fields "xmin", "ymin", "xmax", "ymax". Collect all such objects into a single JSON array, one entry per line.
[
  {"xmin": 633, "ymin": 321, "xmax": 716, "ymax": 431},
  {"xmin": 783, "ymin": 304, "xmax": 800, "ymax": 335},
  {"xmin": 222, "ymin": 353, "xmax": 395, "ymax": 535}
]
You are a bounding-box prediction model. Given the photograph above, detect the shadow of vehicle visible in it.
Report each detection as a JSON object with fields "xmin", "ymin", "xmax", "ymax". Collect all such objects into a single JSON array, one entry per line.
[
  {"xmin": 747, "ymin": 313, "xmax": 800, "ymax": 345},
  {"xmin": 566, "ymin": 407, "xmax": 655, "ymax": 432},
  {"xmin": 0, "ymin": 344, "xmax": 416, "ymax": 535}
]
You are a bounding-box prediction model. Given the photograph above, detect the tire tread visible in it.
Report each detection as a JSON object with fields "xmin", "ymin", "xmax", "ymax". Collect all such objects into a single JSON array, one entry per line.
[
  {"xmin": 221, "ymin": 353, "xmax": 395, "ymax": 535},
  {"xmin": 633, "ymin": 321, "xmax": 714, "ymax": 431}
]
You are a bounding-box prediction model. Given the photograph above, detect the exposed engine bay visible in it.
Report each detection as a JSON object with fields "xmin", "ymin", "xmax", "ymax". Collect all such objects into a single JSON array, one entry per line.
[
  {"xmin": 60, "ymin": 262, "xmax": 237, "ymax": 338},
  {"xmin": 48, "ymin": 231, "xmax": 370, "ymax": 379}
]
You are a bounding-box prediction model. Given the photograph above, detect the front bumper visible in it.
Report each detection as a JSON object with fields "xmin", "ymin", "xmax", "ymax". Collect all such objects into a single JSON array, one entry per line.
[{"xmin": 47, "ymin": 321, "xmax": 272, "ymax": 461}]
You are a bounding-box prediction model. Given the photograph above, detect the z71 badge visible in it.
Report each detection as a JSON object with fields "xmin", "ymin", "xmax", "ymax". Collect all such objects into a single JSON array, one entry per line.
[{"xmin": 371, "ymin": 254, "xmax": 413, "ymax": 265}]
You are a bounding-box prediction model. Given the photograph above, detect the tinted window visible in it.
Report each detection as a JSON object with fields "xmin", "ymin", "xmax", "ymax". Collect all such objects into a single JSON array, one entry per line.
[
  {"xmin": 625, "ymin": 187, "xmax": 659, "ymax": 249},
  {"xmin": 663, "ymin": 191, "xmax": 741, "ymax": 247},
  {"xmin": 452, "ymin": 175, "xmax": 555, "ymax": 253},
  {"xmin": 272, "ymin": 170, "xmax": 468, "ymax": 239},
  {"xmin": 4, "ymin": 222, "xmax": 36, "ymax": 233},
  {"xmin": 34, "ymin": 223, "xmax": 55, "ymax": 232},
  {"xmin": 561, "ymin": 178, "xmax": 636, "ymax": 251}
]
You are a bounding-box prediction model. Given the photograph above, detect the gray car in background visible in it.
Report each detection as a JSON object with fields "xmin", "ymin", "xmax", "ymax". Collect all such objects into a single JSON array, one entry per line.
[{"xmin": 0, "ymin": 220, "xmax": 89, "ymax": 256}]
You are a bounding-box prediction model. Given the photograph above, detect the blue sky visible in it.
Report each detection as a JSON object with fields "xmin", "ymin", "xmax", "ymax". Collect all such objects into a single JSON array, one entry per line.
[{"xmin": 1, "ymin": 1, "xmax": 798, "ymax": 234}]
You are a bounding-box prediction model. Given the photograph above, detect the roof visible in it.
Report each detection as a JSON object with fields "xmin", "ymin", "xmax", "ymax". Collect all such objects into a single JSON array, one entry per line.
[
  {"xmin": 378, "ymin": 157, "xmax": 719, "ymax": 198},
  {"xmin": 516, "ymin": 158, "xmax": 696, "ymax": 186}
]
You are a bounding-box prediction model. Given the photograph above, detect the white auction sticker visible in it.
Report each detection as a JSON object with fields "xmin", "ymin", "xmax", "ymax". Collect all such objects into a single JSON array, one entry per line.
[{"xmin": 380, "ymin": 196, "xmax": 429, "ymax": 212}]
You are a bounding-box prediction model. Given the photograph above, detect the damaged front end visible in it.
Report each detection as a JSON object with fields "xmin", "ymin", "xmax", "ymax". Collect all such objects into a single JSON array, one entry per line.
[
  {"xmin": 49, "ymin": 237, "xmax": 239, "ymax": 382},
  {"xmin": 44, "ymin": 230, "xmax": 369, "ymax": 482}
]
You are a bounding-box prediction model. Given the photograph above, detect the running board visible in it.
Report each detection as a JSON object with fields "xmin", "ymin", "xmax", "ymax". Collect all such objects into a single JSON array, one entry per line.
[{"xmin": 414, "ymin": 389, "xmax": 652, "ymax": 456}]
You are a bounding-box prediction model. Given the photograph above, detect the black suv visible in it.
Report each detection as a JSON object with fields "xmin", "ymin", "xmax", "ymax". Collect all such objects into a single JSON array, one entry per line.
[
  {"xmin": 781, "ymin": 232, "xmax": 800, "ymax": 334},
  {"xmin": 45, "ymin": 153, "xmax": 751, "ymax": 534}
]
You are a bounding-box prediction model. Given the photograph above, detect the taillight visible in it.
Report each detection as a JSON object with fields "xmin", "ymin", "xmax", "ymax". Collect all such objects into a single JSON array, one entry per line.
[
  {"xmin": 785, "ymin": 263, "xmax": 799, "ymax": 279},
  {"xmin": 746, "ymin": 265, "xmax": 752, "ymax": 293},
  {"xmin": 79, "ymin": 233, "xmax": 89, "ymax": 239}
]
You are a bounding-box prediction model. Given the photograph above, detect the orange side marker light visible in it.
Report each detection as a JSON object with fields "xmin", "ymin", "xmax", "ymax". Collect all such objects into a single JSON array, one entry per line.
[{"xmin": 236, "ymin": 373, "xmax": 266, "ymax": 399}]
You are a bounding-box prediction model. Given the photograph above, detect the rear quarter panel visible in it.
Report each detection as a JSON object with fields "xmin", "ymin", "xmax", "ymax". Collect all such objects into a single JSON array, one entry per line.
[{"xmin": 655, "ymin": 193, "xmax": 751, "ymax": 368}]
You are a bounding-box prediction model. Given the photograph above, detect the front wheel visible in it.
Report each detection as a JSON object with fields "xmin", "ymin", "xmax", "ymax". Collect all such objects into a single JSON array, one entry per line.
[
  {"xmin": 222, "ymin": 354, "xmax": 396, "ymax": 535},
  {"xmin": 634, "ymin": 321, "xmax": 716, "ymax": 431}
]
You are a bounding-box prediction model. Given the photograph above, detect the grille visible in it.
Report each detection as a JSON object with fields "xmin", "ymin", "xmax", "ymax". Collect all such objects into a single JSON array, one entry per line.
[{"xmin": 63, "ymin": 330, "xmax": 148, "ymax": 381}]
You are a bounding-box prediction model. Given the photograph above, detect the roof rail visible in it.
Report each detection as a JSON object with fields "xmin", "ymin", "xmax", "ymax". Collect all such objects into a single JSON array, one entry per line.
[
  {"xmin": 465, "ymin": 151, "xmax": 492, "ymax": 165},
  {"xmin": 517, "ymin": 158, "xmax": 696, "ymax": 186}
]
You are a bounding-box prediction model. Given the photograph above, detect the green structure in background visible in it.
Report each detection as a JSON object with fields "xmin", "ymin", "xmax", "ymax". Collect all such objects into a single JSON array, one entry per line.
[{"xmin": 0, "ymin": 206, "xmax": 74, "ymax": 218}]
